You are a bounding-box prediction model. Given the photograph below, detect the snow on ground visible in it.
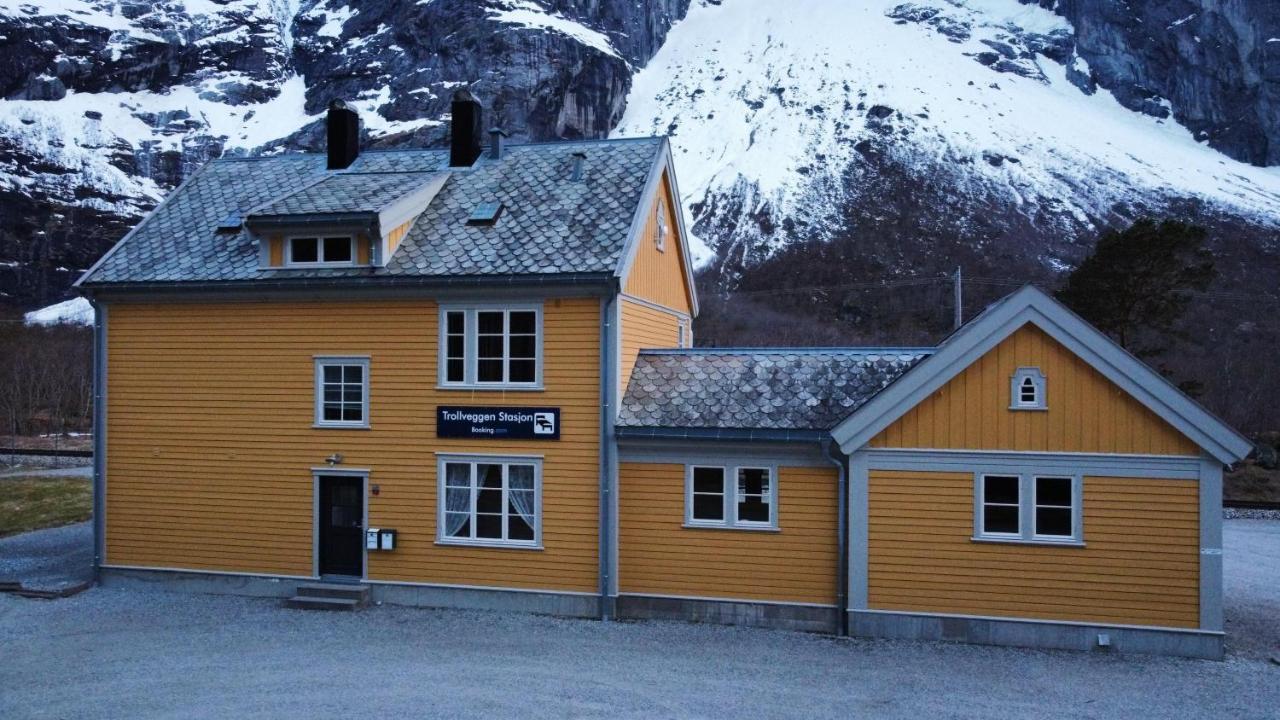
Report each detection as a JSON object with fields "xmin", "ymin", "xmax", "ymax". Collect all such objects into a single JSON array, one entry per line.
[
  {"xmin": 615, "ymin": 0, "xmax": 1280, "ymax": 264},
  {"xmin": 23, "ymin": 296, "xmax": 93, "ymax": 326},
  {"xmin": 488, "ymin": 0, "xmax": 623, "ymax": 60},
  {"xmin": 0, "ymin": 519, "xmax": 1277, "ymax": 718}
]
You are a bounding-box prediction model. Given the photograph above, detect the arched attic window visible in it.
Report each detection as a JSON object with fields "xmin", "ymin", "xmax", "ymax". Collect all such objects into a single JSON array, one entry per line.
[{"xmin": 1010, "ymin": 367, "xmax": 1046, "ymax": 410}]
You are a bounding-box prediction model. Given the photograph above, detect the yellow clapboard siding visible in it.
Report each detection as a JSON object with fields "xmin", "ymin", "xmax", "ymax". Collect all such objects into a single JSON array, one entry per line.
[
  {"xmin": 866, "ymin": 470, "xmax": 1199, "ymax": 628},
  {"xmin": 622, "ymin": 169, "xmax": 693, "ymax": 315},
  {"xmin": 619, "ymin": 298, "xmax": 683, "ymax": 391},
  {"xmin": 105, "ymin": 298, "xmax": 601, "ymax": 593},
  {"xmin": 618, "ymin": 462, "xmax": 838, "ymax": 604},
  {"xmin": 870, "ymin": 325, "xmax": 1199, "ymax": 455}
]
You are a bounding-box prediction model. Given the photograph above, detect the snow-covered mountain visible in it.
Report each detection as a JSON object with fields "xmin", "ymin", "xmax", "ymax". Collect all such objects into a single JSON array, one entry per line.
[
  {"xmin": 617, "ymin": 0, "xmax": 1280, "ymax": 283},
  {"xmin": 1, "ymin": 0, "xmax": 1278, "ymax": 315}
]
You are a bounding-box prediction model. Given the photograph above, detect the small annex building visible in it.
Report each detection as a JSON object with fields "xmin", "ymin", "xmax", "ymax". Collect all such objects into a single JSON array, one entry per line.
[{"xmin": 76, "ymin": 93, "xmax": 1252, "ymax": 660}]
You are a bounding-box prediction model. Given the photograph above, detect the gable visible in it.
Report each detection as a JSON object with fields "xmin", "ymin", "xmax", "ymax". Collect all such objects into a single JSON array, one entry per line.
[
  {"xmin": 622, "ymin": 169, "xmax": 694, "ymax": 315},
  {"xmin": 870, "ymin": 324, "xmax": 1198, "ymax": 455},
  {"xmin": 832, "ymin": 285, "xmax": 1251, "ymax": 463}
]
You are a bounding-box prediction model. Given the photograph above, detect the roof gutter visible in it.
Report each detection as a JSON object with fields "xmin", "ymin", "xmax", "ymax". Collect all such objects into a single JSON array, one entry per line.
[
  {"xmin": 614, "ymin": 426, "xmax": 831, "ymax": 443},
  {"xmin": 78, "ymin": 272, "xmax": 617, "ymax": 298},
  {"xmin": 245, "ymin": 214, "xmax": 378, "ymax": 230}
]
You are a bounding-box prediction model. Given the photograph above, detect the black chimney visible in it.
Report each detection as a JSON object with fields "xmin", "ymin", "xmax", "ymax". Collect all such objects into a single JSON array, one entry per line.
[
  {"xmin": 327, "ymin": 99, "xmax": 360, "ymax": 170},
  {"xmin": 450, "ymin": 90, "xmax": 484, "ymax": 167}
]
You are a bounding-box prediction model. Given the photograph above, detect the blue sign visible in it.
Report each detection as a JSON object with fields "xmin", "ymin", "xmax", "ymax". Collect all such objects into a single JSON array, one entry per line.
[{"xmin": 437, "ymin": 406, "xmax": 560, "ymax": 440}]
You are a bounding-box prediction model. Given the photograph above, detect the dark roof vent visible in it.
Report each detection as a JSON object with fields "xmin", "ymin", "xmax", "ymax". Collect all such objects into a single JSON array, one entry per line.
[
  {"xmin": 466, "ymin": 201, "xmax": 504, "ymax": 226},
  {"xmin": 327, "ymin": 99, "xmax": 360, "ymax": 170},
  {"xmin": 450, "ymin": 90, "xmax": 484, "ymax": 167},
  {"xmin": 570, "ymin": 151, "xmax": 587, "ymax": 182},
  {"xmin": 488, "ymin": 127, "xmax": 508, "ymax": 160},
  {"xmin": 215, "ymin": 212, "xmax": 242, "ymax": 233}
]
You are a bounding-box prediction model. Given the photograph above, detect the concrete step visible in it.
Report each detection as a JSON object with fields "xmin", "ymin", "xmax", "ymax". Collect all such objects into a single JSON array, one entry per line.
[
  {"xmin": 295, "ymin": 582, "xmax": 370, "ymax": 603},
  {"xmin": 285, "ymin": 596, "xmax": 363, "ymax": 612}
]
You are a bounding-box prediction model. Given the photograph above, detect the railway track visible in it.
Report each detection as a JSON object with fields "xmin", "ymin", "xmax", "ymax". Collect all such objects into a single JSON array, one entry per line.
[{"xmin": 0, "ymin": 448, "xmax": 92, "ymax": 459}]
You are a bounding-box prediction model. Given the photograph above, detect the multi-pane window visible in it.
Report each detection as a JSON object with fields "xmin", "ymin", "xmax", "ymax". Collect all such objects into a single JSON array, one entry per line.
[
  {"xmin": 314, "ymin": 357, "xmax": 369, "ymax": 428},
  {"xmin": 980, "ymin": 475, "xmax": 1020, "ymax": 536},
  {"xmin": 1010, "ymin": 367, "xmax": 1046, "ymax": 410},
  {"xmin": 438, "ymin": 457, "xmax": 539, "ymax": 547},
  {"xmin": 288, "ymin": 236, "xmax": 355, "ymax": 266},
  {"xmin": 976, "ymin": 473, "xmax": 1080, "ymax": 543},
  {"xmin": 439, "ymin": 306, "xmax": 541, "ymax": 388},
  {"xmin": 1034, "ymin": 476, "xmax": 1074, "ymax": 538},
  {"xmin": 687, "ymin": 465, "xmax": 775, "ymax": 529}
]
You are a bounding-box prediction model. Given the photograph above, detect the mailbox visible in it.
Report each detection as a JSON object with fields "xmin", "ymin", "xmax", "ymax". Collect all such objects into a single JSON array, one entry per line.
[
  {"xmin": 365, "ymin": 528, "xmax": 380, "ymax": 550},
  {"xmin": 379, "ymin": 529, "xmax": 397, "ymax": 551}
]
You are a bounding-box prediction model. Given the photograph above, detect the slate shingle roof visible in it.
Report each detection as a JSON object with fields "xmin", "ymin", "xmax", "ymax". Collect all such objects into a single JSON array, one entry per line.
[
  {"xmin": 618, "ymin": 349, "xmax": 932, "ymax": 431},
  {"xmin": 249, "ymin": 171, "xmax": 445, "ymax": 217},
  {"xmin": 80, "ymin": 137, "xmax": 664, "ymax": 285}
]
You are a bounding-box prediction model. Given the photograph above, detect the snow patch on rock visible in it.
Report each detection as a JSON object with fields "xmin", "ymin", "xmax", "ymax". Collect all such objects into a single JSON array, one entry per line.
[{"xmin": 24, "ymin": 297, "xmax": 93, "ymax": 326}]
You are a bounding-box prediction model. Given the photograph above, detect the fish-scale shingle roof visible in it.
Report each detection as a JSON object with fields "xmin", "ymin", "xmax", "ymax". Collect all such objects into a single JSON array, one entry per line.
[
  {"xmin": 250, "ymin": 171, "xmax": 445, "ymax": 217},
  {"xmin": 618, "ymin": 349, "xmax": 932, "ymax": 431},
  {"xmin": 80, "ymin": 137, "xmax": 665, "ymax": 286}
]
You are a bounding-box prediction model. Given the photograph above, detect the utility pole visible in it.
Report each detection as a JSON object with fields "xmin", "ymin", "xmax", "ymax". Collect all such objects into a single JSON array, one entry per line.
[{"xmin": 953, "ymin": 266, "xmax": 963, "ymax": 331}]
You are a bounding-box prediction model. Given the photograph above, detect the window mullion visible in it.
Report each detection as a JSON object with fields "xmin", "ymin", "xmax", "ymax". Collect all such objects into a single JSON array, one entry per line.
[
  {"xmin": 726, "ymin": 466, "xmax": 735, "ymax": 527},
  {"xmin": 1021, "ymin": 475, "xmax": 1033, "ymax": 540},
  {"xmin": 502, "ymin": 310, "xmax": 511, "ymax": 384},
  {"xmin": 469, "ymin": 463, "xmax": 478, "ymax": 540},
  {"xmin": 501, "ymin": 463, "xmax": 510, "ymax": 542}
]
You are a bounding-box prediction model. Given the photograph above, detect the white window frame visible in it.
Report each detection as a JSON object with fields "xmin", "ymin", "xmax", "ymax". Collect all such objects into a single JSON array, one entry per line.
[
  {"xmin": 285, "ymin": 234, "xmax": 357, "ymax": 268},
  {"xmin": 655, "ymin": 197, "xmax": 668, "ymax": 252},
  {"xmin": 973, "ymin": 471, "xmax": 1083, "ymax": 545},
  {"xmin": 1010, "ymin": 367, "xmax": 1047, "ymax": 410},
  {"xmin": 684, "ymin": 464, "xmax": 778, "ymax": 531},
  {"xmin": 437, "ymin": 304, "xmax": 543, "ymax": 390},
  {"xmin": 435, "ymin": 454, "xmax": 543, "ymax": 549},
  {"xmin": 313, "ymin": 356, "xmax": 370, "ymax": 429}
]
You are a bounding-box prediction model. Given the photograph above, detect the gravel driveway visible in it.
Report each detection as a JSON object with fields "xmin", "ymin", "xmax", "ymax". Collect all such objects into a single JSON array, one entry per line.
[{"xmin": 1, "ymin": 520, "xmax": 1276, "ymax": 720}]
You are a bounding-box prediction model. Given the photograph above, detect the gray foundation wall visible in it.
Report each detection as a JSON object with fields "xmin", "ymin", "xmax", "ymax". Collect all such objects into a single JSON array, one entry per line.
[
  {"xmin": 850, "ymin": 609, "xmax": 1224, "ymax": 660},
  {"xmin": 99, "ymin": 567, "xmax": 597, "ymax": 618},
  {"xmin": 617, "ymin": 594, "xmax": 838, "ymax": 633}
]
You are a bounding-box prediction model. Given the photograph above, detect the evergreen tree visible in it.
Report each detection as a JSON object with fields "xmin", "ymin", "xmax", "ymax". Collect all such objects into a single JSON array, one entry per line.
[{"xmin": 1057, "ymin": 218, "xmax": 1215, "ymax": 358}]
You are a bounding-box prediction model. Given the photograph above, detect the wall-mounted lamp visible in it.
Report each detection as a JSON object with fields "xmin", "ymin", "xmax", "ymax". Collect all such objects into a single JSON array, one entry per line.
[{"xmin": 325, "ymin": 453, "xmax": 344, "ymax": 466}]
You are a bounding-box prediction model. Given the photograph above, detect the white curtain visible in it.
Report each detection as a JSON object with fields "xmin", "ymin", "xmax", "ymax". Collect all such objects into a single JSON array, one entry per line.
[
  {"xmin": 507, "ymin": 464, "xmax": 536, "ymax": 529},
  {"xmin": 445, "ymin": 463, "xmax": 471, "ymax": 537}
]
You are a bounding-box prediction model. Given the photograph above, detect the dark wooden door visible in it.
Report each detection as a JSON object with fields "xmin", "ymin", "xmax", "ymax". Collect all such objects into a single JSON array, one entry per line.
[{"xmin": 319, "ymin": 476, "xmax": 363, "ymax": 577}]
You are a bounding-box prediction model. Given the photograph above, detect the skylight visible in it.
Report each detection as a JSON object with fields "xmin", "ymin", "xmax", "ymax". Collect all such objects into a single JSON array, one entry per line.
[{"xmin": 466, "ymin": 202, "xmax": 504, "ymax": 226}]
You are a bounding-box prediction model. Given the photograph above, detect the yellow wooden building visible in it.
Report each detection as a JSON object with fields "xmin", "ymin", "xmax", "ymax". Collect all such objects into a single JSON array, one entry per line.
[{"xmin": 77, "ymin": 93, "xmax": 1251, "ymax": 659}]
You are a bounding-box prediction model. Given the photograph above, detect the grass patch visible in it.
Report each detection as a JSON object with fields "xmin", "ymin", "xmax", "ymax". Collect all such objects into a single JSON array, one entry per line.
[{"xmin": 0, "ymin": 477, "xmax": 92, "ymax": 537}]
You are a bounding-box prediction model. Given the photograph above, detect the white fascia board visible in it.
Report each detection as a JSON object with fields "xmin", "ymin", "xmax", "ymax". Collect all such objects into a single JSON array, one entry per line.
[{"xmin": 832, "ymin": 285, "xmax": 1252, "ymax": 464}]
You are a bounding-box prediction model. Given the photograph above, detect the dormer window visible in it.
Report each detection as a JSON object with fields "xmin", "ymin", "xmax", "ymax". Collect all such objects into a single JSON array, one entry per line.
[
  {"xmin": 655, "ymin": 198, "xmax": 669, "ymax": 252},
  {"xmin": 287, "ymin": 236, "xmax": 356, "ymax": 267},
  {"xmin": 1010, "ymin": 367, "xmax": 1046, "ymax": 410}
]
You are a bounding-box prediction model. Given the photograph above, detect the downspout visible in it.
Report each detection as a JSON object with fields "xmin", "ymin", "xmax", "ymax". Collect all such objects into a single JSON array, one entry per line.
[
  {"xmin": 598, "ymin": 287, "xmax": 619, "ymax": 620},
  {"xmin": 822, "ymin": 437, "xmax": 848, "ymax": 636},
  {"xmin": 89, "ymin": 296, "xmax": 107, "ymax": 580}
]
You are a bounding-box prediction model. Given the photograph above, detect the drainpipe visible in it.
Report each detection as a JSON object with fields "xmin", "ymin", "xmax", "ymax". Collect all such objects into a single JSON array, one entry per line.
[
  {"xmin": 822, "ymin": 437, "xmax": 848, "ymax": 636},
  {"xmin": 597, "ymin": 288, "xmax": 619, "ymax": 620},
  {"xmin": 89, "ymin": 295, "xmax": 106, "ymax": 580}
]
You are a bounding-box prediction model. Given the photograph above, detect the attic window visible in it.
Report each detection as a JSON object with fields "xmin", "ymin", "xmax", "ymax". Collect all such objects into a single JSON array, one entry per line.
[
  {"xmin": 286, "ymin": 236, "xmax": 356, "ymax": 267},
  {"xmin": 655, "ymin": 198, "xmax": 669, "ymax": 252},
  {"xmin": 1010, "ymin": 367, "xmax": 1046, "ymax": 410},
  {"xmin": 467, "ymin": 202, "xmax": 504, "ymax": 226}
]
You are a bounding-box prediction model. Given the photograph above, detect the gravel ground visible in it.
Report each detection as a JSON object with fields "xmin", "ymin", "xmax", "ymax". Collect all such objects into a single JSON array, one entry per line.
[
  {"xmin": 0, "ymin": 521, "xmax": 1276, "ymax": 719},
  {"xmin": 0, "ymin": 521, "xmax": 92, "ymax": 590}
]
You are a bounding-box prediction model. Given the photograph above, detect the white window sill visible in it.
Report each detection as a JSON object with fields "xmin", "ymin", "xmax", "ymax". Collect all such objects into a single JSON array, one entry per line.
[
  {"xmin": 436, "ymin": 384, "xmax": 544, "ymax": 392},
  {"xmin": 683, "ymin": 522, "xmax": 780, "ymax": 533},
  {"xmin": 970, "ymin": 536, "xmax": 1084, "ymax": 548},
  {"xmin": 312, "ymin": 423, "xmax": 371, "ymax": 430},
  {"xmin": 435, "ymin": 538, "xmax": 543, "ymax": 551},
  {"xmin": 1008, "ymin": 405, "xmax": 1048, "ymax": 411}
]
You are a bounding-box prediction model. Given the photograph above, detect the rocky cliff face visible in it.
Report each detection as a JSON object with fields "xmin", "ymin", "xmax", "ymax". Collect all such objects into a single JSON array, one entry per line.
[
  {"xmin": 0, "ymin": 0, "xmax": 1277, "ymax": 313},
  {"xmin": 0, "ymin": 0, "xmax": 688, "ymax": 306},
  {"xmin": 1046, "ymin": 0, "xmax": 1280, "ymax": 166}
]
